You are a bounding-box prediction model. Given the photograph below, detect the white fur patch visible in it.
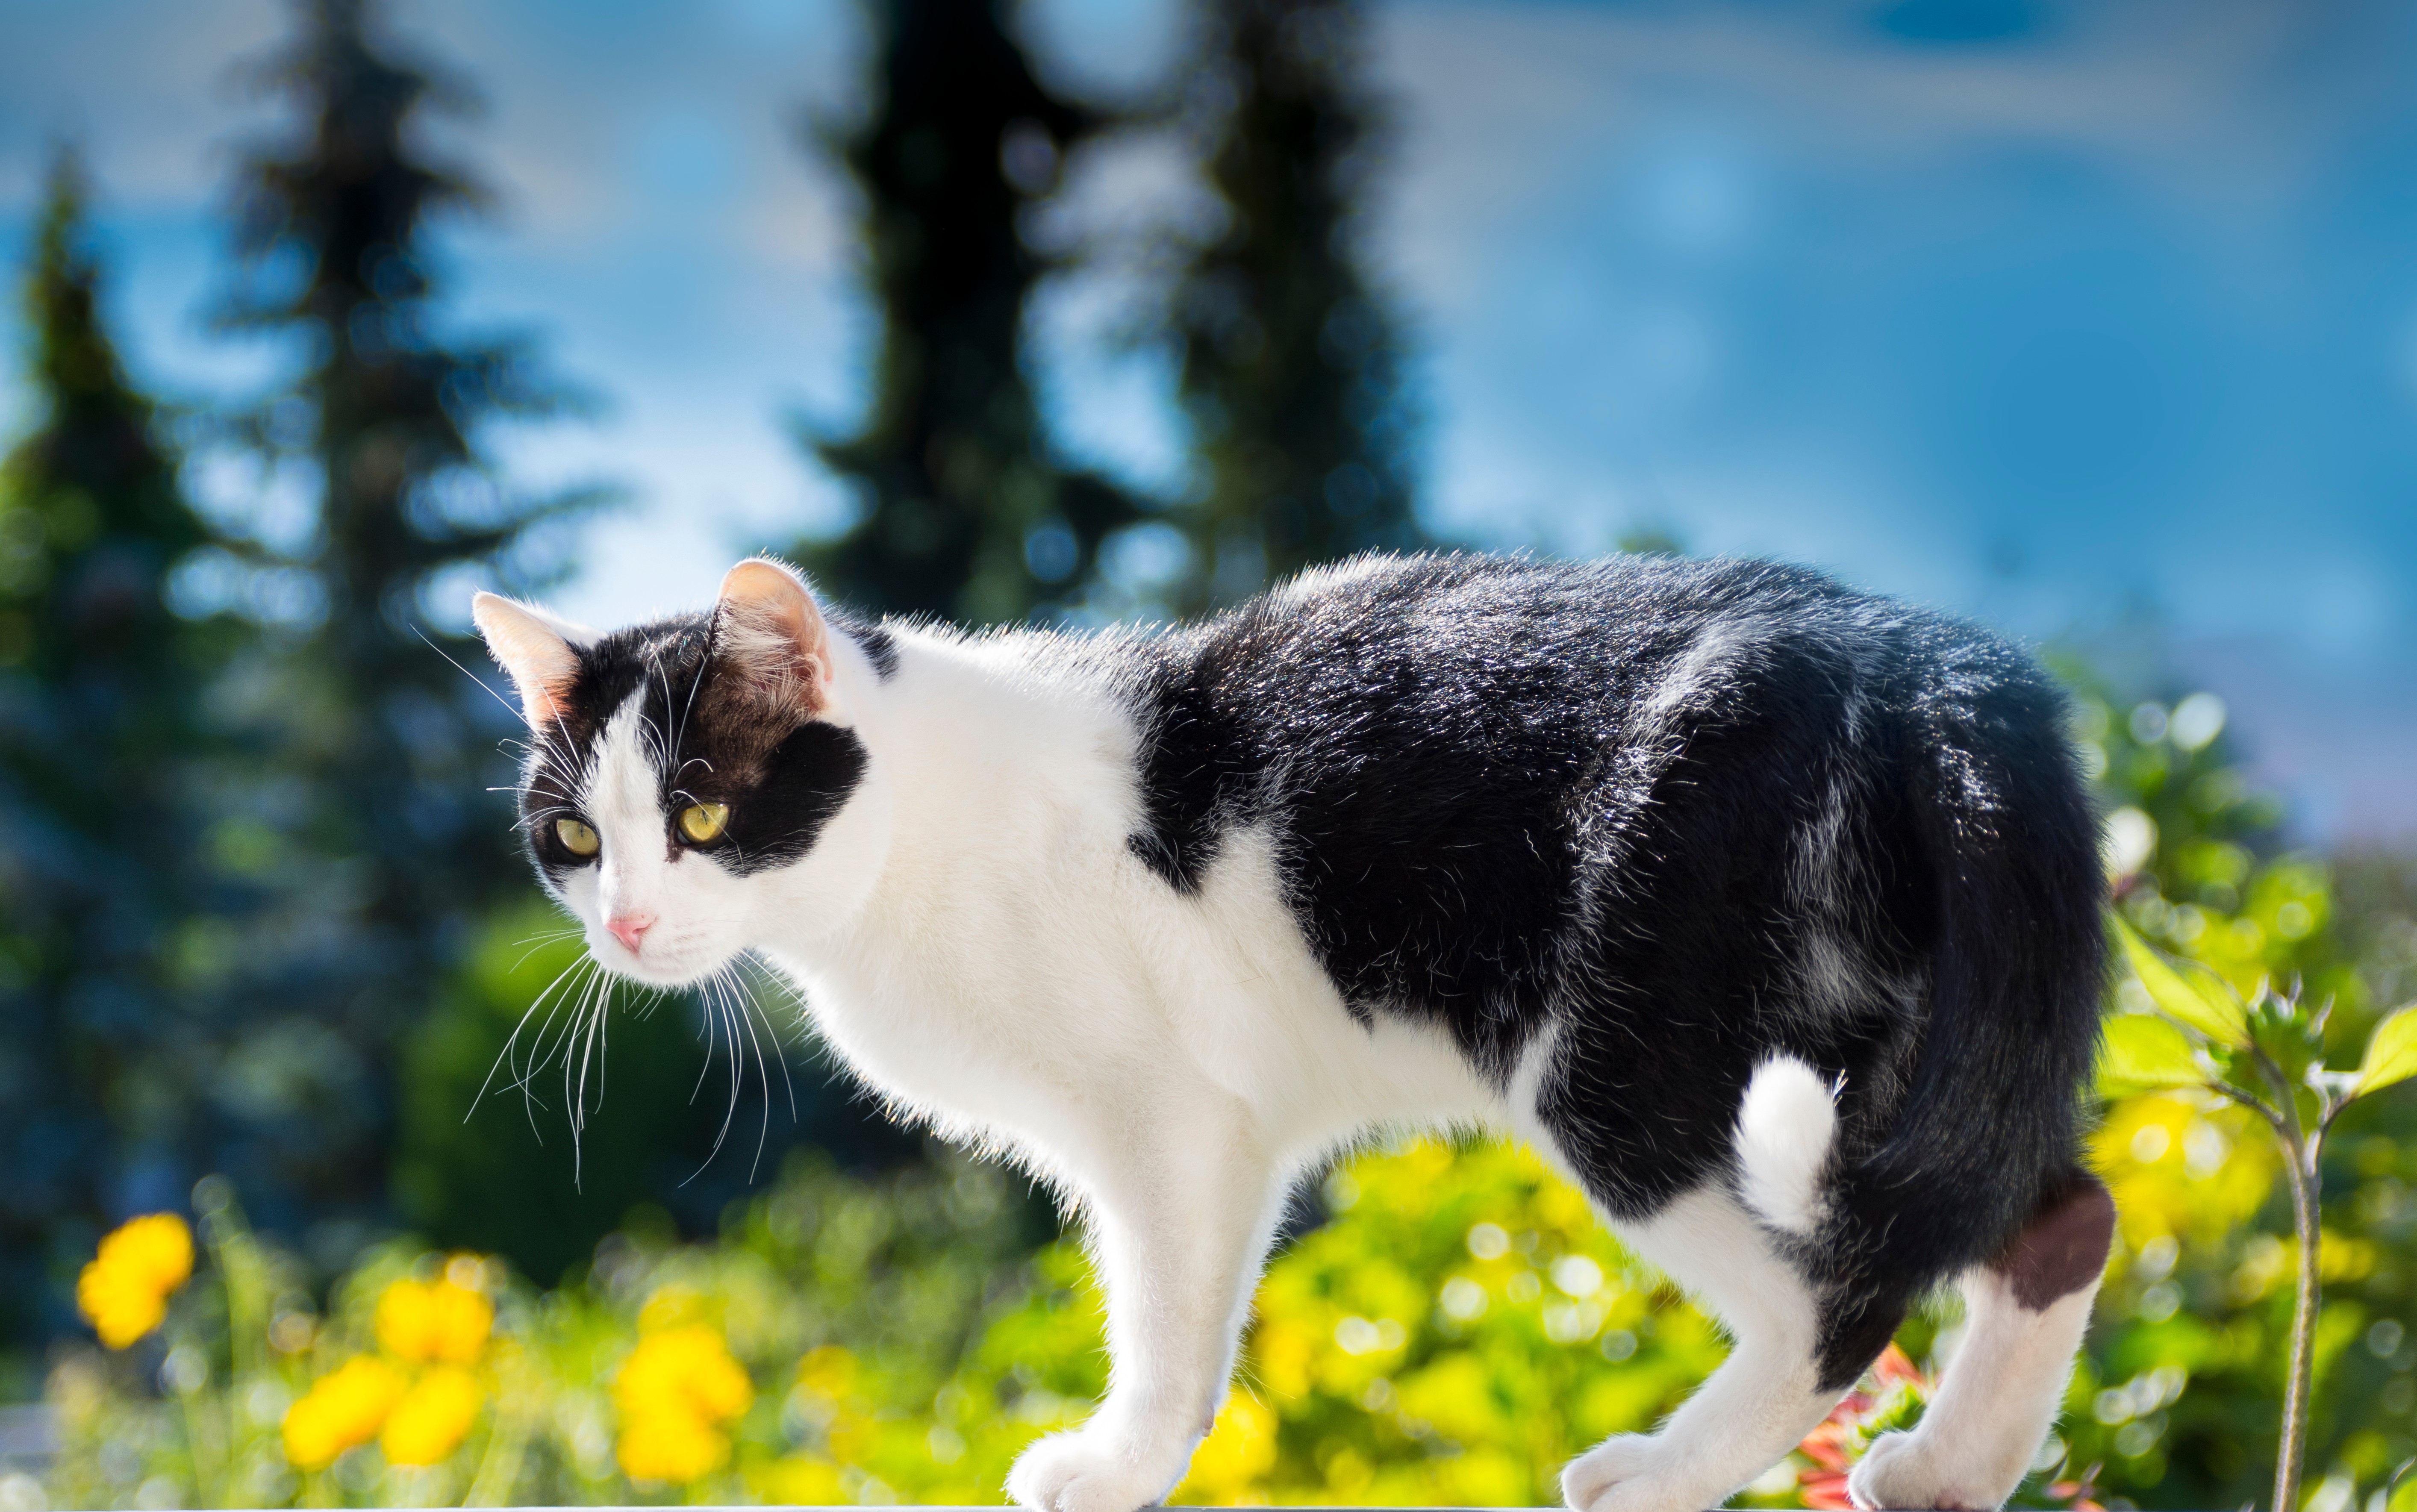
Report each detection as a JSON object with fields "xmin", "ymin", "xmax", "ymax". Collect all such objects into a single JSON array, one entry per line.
[
  {"xmin": 1734, "ymin": 1057, "xmax": 1837, "ymax": 1235},
  {"xmin": 1566, "ymin": 1185, "xmax": 1838, "ymax": 1512},
  {"xmin": 1847, "ymin": 1267, "xmax": 2099, "ymax": 1512}
]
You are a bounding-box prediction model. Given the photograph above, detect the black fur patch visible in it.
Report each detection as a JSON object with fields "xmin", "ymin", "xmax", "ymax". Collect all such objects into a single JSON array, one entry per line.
[
  {"xmin": 1116, "ymin": 554, "xmax": 2106, "ymax": 1387},
  {"xmin": 833, "ymin": 615, "xmax": 899, "ymax": 681}
]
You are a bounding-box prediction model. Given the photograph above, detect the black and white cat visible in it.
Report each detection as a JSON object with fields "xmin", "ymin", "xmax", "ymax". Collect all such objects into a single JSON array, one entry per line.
[{"xmin": 473, "ymin": 552, "xmax": 2113, "ymax": 1512}]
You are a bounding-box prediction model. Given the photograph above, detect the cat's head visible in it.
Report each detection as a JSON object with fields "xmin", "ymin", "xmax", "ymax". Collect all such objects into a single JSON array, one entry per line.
[{"xmin": 472, "ymin": 558, "xmax": 888, "ymax": 988}]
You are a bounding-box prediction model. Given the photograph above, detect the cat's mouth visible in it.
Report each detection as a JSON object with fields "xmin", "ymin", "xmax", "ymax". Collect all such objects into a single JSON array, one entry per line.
[{"xmin": 592, "ymin": 928, "xmax": 734, "ymax": 990}]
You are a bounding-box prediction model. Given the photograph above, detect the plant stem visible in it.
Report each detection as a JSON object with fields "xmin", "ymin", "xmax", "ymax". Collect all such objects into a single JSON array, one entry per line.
[{"xmin": 2274, "ymin": 1131, "xmax": 2323, "ymax": 1512}]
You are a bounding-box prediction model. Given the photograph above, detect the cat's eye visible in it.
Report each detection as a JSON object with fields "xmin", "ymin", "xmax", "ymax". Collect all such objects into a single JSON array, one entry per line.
[
  {"xmin": 554, "ymin": 817, "xmax": 601, "ymax": 857},
  {"xmin": 678, "ymin": 802, "xmax": 730, "ymax": 844}
]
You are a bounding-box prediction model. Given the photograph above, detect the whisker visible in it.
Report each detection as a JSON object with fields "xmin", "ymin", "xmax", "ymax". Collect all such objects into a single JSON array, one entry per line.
[
  {"xmin": 688, "ymin": 983, "xmax": 720, "ymax": 1105},
  {"xmin": 680, "ymin": 991, "xmax": 727, "ymax": 1187},
  {"xmin": 521, "ymin": 960, "xmax": 591, "ymax": 1091},
  {"xmin": 725, "ymin": 966, "xmax": 783, "ymax": 1179},
  {"xmin": 726, "ymin": 966, "xmax": 777, "ymax": 1183},
  {"xmin": 675, "ymin": 627, "xmax": 709, "ymax": 756},
  {"xmin": 507, "ymin": 929, "xmax": 586, "ymax": 971},
  {"xmin": 686, "ymin": 983, "xmax": 748, "ymax": 1185},
  {"xmin": 417, "ymin": 626, "xmax": 527, "ymax": 727},
  {"xmin": 563, "ymin": 964, "xmax": 613, "ymax": 1191},
  {"xmin": 570, "ymin": 967, "xmax": 612, "ymax": 1191},
  {"xmin": 565, "ymin": 971, "xmax": 599, "ymax": 1183},
  {"xmin": 739, "ymin": 957, "xmax": 800, "ymax": 1120},
  {"xmin": 472, "ymin": 952, "xmax": 591, "ymax": 1127},
  {"xmin": 508, "ymin": 956, "xmax": 599, "ymax": 1137}
]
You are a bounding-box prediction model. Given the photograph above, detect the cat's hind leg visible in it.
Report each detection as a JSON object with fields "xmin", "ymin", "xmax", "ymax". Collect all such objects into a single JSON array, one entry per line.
[
  {"xmin": 1560, "ymin": 1183, "xmax": 1886, "ymax": 1512},
  {"xmin": 1846, "ymin": 1174, "xmax": 2115, "ymax": 1512},
  {"xmin": 1545, "ymin": 1059, "xmax": 1907, "ymax": 1512}
]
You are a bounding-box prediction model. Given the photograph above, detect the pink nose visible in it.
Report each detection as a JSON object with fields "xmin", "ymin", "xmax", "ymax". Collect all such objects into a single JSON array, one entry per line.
[{"xmin": 607, "ymin": 914, "xmax": 655, "ymax": 953}]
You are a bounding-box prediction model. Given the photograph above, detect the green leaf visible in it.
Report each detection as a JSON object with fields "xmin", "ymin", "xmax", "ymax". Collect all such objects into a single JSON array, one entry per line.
[
  {"xmin": 2098, "ymin": 1013, "xmax": 2206, "ymax": 1096},
  {"xmin": 2116, "ymin": 918, "xmax": 2249, "ymax": 1047},
  {"xmin": 2354, "ymin": 1003, "xmax": 2417, "ymax": 1098}
]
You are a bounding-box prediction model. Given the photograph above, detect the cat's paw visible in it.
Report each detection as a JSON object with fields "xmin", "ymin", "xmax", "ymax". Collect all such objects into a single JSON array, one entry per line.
[
  {"xmin": 1846, "ymin": 1430, "xmax": 2004, "ymax": 1511},
  {"xmin": 1561, "ymin": 1433, "xmax": 1689, "ymax": 1512},
  {"xmin": 1007, "ymin": 1430, "xmax": 1177, "ymax": 1512}
]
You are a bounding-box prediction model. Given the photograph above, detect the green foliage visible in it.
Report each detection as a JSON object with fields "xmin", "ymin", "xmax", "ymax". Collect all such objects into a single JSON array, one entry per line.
[
  {"xmin": 2097, "ymin": 917, "xmax": 2417, "ymax": 1512},
  {"xmin": 2118, "ymin": 922, "xmax": 2249, "ymax": 1045},
  {"xmin": 2355, "ymin": 1006, "xmax": 2417, "ymax": 1099},
  {"xmin": 2098, "ymin": 1013, "xmax": 2208, "ymax": 1096},
  {"xmin": 2067, "ymin": 669, "xmax": 2417, "ymax": 1511},
  {"xmin": 49, "ymin": 1136, "xmax": 2143, "ymax": 1510}
]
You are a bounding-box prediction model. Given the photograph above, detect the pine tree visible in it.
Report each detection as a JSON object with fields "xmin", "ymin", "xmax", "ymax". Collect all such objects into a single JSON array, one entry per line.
[
  {"xmin": 802, "ymin": 0, "xmax": 1139, "ymax": 624},
  {"xmin": 223, "ymin": 0, "xmax": 890, "ymax": 1272},
  {"xmin": 212, "ymin": 0, "xmax": 592, "ymax": 1222},
  {"xmin": 0, "ymin": 151, "xmax": 223, "ymax": 1344},
  {"xmin": 1172, "ymin": 0, "xmax": 1424, "ymax": 607}
]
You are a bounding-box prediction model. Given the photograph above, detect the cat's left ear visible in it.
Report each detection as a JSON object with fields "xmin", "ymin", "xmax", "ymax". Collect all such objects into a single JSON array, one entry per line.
[{"xmin": 714, "ymin": 557, "xmax": 836, "ymax": 714}]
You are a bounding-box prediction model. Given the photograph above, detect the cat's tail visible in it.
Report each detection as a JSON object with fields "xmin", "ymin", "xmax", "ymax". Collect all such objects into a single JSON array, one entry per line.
[
  {"xmin": 1821, "ymin": 654, "xmax": 2108, "ymax": 1288},
  {"xmin": 1732, "ymin": 656, "xmax": 2105, "ymax": 1266},
  {"xmin": 1733, "ymin": 1056, "xmax": 1840, "ymax": 1238}
]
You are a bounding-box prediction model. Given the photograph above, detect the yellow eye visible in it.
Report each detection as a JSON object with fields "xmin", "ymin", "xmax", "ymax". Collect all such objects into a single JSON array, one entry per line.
[
  {"xmin": 678, "ymin": 803, "xmax": 730, "ymax": 844},
  {"xmin": 554, "ymin": 817, "xmax": 600, "ymax": 857}
]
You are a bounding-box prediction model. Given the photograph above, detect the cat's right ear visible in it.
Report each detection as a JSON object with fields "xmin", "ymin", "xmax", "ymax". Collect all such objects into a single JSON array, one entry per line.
[
  {"xmin": 471, "ymin": 592, "xmax": 589, "ymax": 727},
  {"xmin": 712, "ymin": 557, "xmax": 835, "ymax": 715}
]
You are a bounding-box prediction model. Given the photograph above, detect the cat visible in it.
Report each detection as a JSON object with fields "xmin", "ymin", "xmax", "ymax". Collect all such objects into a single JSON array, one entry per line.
[{"xmin": 472, "ymin": 551, "xmax": 2114, "ymax": 1512}]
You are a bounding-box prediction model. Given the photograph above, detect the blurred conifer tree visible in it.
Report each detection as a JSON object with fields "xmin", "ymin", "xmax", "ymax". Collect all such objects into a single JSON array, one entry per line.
[
  {"xmin": 799, "ymin": 0, "xmax": 1140, "ymax": 624},
  {"xmin": 219, "ymin": 0, "xmax": 913, "ymax": 1280},
  {"xmin": 1171, "ymin": 0, "xmax": 1424, "ymax": 608},
  {"xmin": 0, "ymin": 152, "xmax": 227, "ymax": 1347},
  {"xmin": 211, "ymin": 0, "xmax": 602, "ymax": 1235}
]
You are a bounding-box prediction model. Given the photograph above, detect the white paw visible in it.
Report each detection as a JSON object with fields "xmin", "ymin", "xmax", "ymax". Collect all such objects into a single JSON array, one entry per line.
[
  {"xmin": 1007, "ymin": 1429, "xmax": 1179, "ymax": 1512},
  {"xmin": 1846, "ymin": 1430, "xmax": 2005, "ymax": 1512},
  {"xmin": 1562, "ymin": 1433, "xmax": 1688, "ymax": 1512}
]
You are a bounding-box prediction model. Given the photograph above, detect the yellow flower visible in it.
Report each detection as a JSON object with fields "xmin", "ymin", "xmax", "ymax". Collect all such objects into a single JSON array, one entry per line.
[
  {"xmin": 76, "ymin": 1213, "xmax": 194, "ymax": 1349},
  {"xmin": 77, "ymin": 1272, "xmax": 168, "ymax": 1352},
  {"xmin": 616, "ymin": 1324, "xmax": 753, "ymax": 1425},
  {"xmin": 380, "ymin": 1365, "xmax": 483, "ymax": 1466},
  {"xmin": 95, "ymin": 1214, "xmax": 193, "ymax": 1292},
  {"xmin": 375, "ymin": 1274, "xmax": 493, "ymax": 1365},
  {"xmin": 614, "ymin": 1324, "xmax": 753, "ymax": 1484},
  {"xmin": 617, "ymin": 1407, "xmax": 732, "ymax": 1483},
  {"xmin": 283, "ymin": 1356, "xmax": 405, "ymax": 1471}
]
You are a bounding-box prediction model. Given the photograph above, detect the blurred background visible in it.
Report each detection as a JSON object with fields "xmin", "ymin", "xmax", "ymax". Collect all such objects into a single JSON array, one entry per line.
[{"xmin": 1, "ymin": 0, "xmax": 2415, "ymax": 1508}]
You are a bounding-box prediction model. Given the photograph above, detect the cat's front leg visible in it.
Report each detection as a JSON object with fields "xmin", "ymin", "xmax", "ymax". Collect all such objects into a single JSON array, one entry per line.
[{"xmin": 1007, "ymin": 1092, "xmax": 1285, "ymax": 1512}]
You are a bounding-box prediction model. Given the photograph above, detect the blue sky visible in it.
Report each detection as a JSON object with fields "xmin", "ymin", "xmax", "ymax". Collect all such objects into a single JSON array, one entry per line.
[{"xmin": 3, "ymin": 0, "xmax": 2414, "ymax": 839}]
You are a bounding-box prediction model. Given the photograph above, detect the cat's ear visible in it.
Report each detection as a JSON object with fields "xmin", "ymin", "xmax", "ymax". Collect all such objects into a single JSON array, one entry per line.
[
  {"xmin": 471, "ymin": 592, "xmax": 590, "ymax": 727},
  {"xmin": 713, "ymin": 557, "xmax": 835, "ymax": 714}
]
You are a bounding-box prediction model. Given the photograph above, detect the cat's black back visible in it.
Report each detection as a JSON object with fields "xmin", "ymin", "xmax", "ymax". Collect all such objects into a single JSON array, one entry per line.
[{"xmin": 1120, "ymin": 553, "xmax": 2106, "ymax": 1385}]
